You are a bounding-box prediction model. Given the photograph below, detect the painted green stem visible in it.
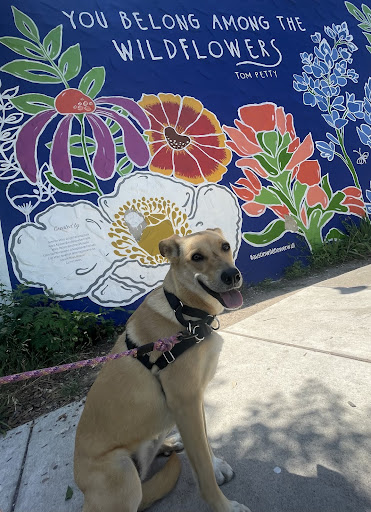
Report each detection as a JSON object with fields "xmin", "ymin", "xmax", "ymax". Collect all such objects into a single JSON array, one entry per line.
[
  {"xmin": 79, "ymin": 116, "xmax": 103, "ymax": 196},
  {"xmin": 301, "ymin": 227, "xmax": 323, "ymax": 251},
  {"xmin": 335, "ymin": 128, "xmax": 361, "ymax": 189},
  {"xmin": 36, "ymin": 42, "xmax": 70, "ymax": 89}
]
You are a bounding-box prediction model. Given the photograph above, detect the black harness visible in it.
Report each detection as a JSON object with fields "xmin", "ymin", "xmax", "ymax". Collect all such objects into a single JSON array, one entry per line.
[{"xmin": 125, "ymin": 289, "xmax": 219, "ymax": 372}]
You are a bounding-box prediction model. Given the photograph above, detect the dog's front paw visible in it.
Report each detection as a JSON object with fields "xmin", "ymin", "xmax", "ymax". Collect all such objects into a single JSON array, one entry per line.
[
  {"xmin": 212, "ymin": 456, "xmax": 234, "ymax": 485},
  {"xmin": 228, "ymin": 501, "xmax": 252, "ymax": 512}
]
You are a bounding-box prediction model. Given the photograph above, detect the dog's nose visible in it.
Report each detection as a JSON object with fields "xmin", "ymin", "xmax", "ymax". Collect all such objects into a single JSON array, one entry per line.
[{"xmin": 221, "ymin": 268, "xmax": 241, "ymax": 286}]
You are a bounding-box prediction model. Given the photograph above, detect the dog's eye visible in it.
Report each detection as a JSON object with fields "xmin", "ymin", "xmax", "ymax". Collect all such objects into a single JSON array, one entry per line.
[
  {"xmin": 222, "ymin": 242, "xmax": 230, "ymax": 252},
  {"xmin": 192, "ymin": 253, "xmax": 204, "ymax": 262}
]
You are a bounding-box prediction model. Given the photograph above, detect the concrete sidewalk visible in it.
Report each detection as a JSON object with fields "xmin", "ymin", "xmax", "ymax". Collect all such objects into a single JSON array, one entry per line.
[{"xmin": 1, "ymin": 264, "xmax": 371, "ymax": 512}]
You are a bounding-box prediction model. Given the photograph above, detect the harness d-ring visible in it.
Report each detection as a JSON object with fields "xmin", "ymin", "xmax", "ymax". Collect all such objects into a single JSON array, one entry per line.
[{"xmin": 211, "ymin": 317, "xmax": 220, "ymax": 331}]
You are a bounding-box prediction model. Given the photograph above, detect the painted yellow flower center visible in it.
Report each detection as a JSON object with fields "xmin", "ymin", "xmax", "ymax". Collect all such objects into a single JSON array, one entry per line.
[{"xmin": 108, "ymin": 197, "xmax": 192, "ymax": 264}]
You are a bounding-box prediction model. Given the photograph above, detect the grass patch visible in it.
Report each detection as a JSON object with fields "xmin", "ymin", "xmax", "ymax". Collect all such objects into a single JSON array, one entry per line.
[
  {"xmin": 284, "ymin": 218, "xmax": 371, "ymax": 279},
  {"xmin": 0, "ymin": 285, "xmax": 123, "ymax": 377}
]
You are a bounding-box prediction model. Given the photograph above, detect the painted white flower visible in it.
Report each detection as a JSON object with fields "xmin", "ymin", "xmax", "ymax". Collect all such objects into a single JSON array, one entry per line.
[{"xmin": 9, "ymin": 171, "xmax": 242, "ymax": 306}]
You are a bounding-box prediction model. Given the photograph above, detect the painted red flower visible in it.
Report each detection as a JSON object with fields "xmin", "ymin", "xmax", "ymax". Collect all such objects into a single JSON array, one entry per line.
[
  {"xmin": 16, "ymin": 88, "xmax": 150, "ymax": 184},
  {"xmin": 138, "ymin": 93, "xmax": 231, "ymax": 184},
  {"xmin": 294, "ymin": 160, "xmax": 321, "ymax": 186},
  {"xmin": 270, "ymin": 205, "xmax": 290, "ymax": 218},
  {"xmin": 341, "ymin": 186, "xmax": 366, "ymax": 217},
  {"xmin": 306, "ymin": 185, "xmax": 329, "ymax": 208},
  {"xmin": 231, "ymin": 169, "xmax": 262, "ymax": 202},
  {"xmin": 223, "ymin": 102, "xmax": 315, "ymax": 176}
]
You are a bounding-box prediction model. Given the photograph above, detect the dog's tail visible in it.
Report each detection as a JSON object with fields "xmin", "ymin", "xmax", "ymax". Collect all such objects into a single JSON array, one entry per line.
[{"xmin": 139, "ymin": 452, "xmax": 181, "ymax": 511}]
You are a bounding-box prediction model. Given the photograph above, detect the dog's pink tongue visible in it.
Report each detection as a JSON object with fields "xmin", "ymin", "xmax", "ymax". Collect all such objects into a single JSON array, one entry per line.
[{"xmin": 220, "ymin": 290, "xmax": 243, "ymax": 309}]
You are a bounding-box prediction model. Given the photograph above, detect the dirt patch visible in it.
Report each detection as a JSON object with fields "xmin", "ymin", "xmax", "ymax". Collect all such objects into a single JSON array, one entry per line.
[{"xmin": 0, "ymin": 339, "xmax": 114, "ymax": 432}]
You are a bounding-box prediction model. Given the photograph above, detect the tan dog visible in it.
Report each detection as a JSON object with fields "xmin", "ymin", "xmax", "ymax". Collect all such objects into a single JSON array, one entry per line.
[{"xmin": 74, "ymin": 228, "xmax": 251, "ymax": 512}]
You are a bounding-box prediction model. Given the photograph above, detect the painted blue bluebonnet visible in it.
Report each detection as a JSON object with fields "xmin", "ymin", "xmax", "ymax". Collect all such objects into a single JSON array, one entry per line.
[
  {"xmin": 293, "ymin": 22, "xmax": 359, "ymax": 127},
  {"xmin": 357, "ymin": 78, "xmax": 371, "ymax": 148},
  {"xmin": 293, "ymin": 21, "xmax": 366, "ymax": 191}
]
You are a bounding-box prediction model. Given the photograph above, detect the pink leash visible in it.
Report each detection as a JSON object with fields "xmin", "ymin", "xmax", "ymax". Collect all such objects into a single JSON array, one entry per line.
[{"xmin": 0, "ymin": 334, "xmax": 180, "ymax": 385}]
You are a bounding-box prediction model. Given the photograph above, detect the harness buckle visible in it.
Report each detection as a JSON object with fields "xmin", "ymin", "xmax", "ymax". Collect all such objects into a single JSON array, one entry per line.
[
  {"xmin": 188, "ymin": 322, "xmax": 205, "ymax": 343},
  {"xmin": 164, "ymin": 350, "xmax": 175, "ymax": 364}
]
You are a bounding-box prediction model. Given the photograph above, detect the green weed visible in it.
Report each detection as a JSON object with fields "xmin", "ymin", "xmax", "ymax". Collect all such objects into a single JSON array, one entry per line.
[
  {"xmin": 284, "ymin": 218, "xmax": 371, "ymax": 278},
  {"xmin": 0, "ymin": 285, "xmax": 119, "ymax": 377}
]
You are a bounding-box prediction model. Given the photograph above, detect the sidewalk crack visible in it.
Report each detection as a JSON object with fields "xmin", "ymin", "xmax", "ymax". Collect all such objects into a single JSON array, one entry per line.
[
  {"xmin": 222, "ymin": 329, "xmax": 371, "ymax": 364},
  {"xmin": 11, "ymin": 420, "xmax": 34, "ymax": 512}
]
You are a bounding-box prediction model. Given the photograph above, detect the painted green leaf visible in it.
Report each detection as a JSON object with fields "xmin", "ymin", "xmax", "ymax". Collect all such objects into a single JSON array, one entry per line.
[
  {"xmin": 12, "ymin": 7, "xmax": 40, "ymax": 43},
  {"xmin": 254, "ymin": 153, "xmax": 279, "ymax": 176},
  {"xmin": 327, "ymin": 191, "xmax": 347, "ymax": 212},
  {"xmin": 43, "ymin": 25, "xmax": 63, "ymax": 60},
  {"xmin": 364, "ymin": 32, "xmax": 371, "ymax": 43},
  {"xmin": 1, "ymin": 59, "xmax": 61, "ymax": 83},
  {"xmin": 114, "ymin": 143, "xmax": 127, "ymax": 154},
  {"xmin": 321, "ymin": 174, "xmax": 332, "ymax": 199},
  {"xmin": 72, "ymin": 168, "xmax": 95, "ymax": 183},
  {"xmin": 58, "ymin": 43, "xmax": 82, "ymax": 80},
  {"xmin": 367, "ymin": 45, "xmax": 371, "ymax": 53},
  {"xmin": 256, "ymin": 132, "xmax": 270, "ymax": 154},
  {"xmin": 262, "ymin": 131, "xmax": 279, "ymax": 156},
  {"xmin": 45, "ymin": 171, "xmax": 95, "ymax": 194},
  {"xmin": 319, "ymin": 211, "xmax": 334, "ymax": 229},
  {"xmin": 243, "ymin": 219, "xmax": 286, "ymax": 246},
  {"xmin": 345, "ymin": 1, "xmax": 366, "ymax": 21},
  {"xmin": 308, "ymin": 208, "xmax": 322, "ymax": 224},
  {"xmin": 107, "ymin": 119, "xmax": 122, "ymax": 135},
  {"xmin": 358, "ymin": 21, "xmax": 371, "ymax": 30},
  {"xmin": 65, "ymin": 485, "xmax": 73, "ymax": 501},
  {"xmin": 278, "ymin": 148, "xmax": 292, "ymax": 171},
  {"xmin": 69, "ymin": 134, "xmax": 96, "ymax": 157},
  {"xmin": 278, "ymin": 132, "xmax": 291, "ymax": 151},
  {"xmin": 293, "ymin": 181, "xmax": 307, "ymax": 213},
  {"xmin": 272, "ymin": 188, "xmax": 295, "ymax": 214},
  {"xmin": 325, "ymin": 227, "xmax": 346, "ymax": 241},
  {"xmin": 0, "ymin": 36, "xmax": 44, "ymax": 60},
  {"xmin": 255, "ymin": 187, "xmax": 281, "ymax": 205},
  {"xmin": 117, "ymin": 156, "xmax": 134, "ymax": 176},
  {"xmin": 79, "ymin": 67, "xmax": 105, "ymax": 99},
  {"xmin": 45, "ymin": 134, "xmax": 96, "ymax": 157},
  {"xmin": 273, "ymin": 169, "xmax": 290, "ymax": 190},
  {"xmin": 106, "ymin": 107, "xmax": 128, "ymax": 135},
  {"xmin": 11, "ymin": 93, "xmax": 55, "ymax": 114},
  {"xmin": 306, "ymin": 205, "xmax": 323, "ymax": 220},
  {"xmin": 363, "ymin": 4, "xmax": 371, "ymax": 18}
]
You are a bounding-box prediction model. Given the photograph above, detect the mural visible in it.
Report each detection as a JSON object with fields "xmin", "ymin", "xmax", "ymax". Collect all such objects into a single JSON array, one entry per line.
[{"xmin": 0, "ymin": 1, "xmax": 369, "ymax": 316}]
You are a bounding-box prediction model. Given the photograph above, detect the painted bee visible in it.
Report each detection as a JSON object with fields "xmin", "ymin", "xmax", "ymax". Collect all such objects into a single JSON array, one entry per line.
[{"xmin": 353, "ymin": 148, "xmax": 369, "ymax": 165}]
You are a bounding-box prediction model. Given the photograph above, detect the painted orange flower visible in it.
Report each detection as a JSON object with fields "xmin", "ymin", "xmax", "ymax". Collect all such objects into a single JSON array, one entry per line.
[{"xmin": 138, "ymin": 93, "xmax": 231, "ymax": 184}]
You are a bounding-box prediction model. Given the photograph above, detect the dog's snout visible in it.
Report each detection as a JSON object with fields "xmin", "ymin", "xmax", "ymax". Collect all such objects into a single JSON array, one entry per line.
[{"xmin": 221, "ymin": 268, "xmax": 241, "ymax": 286}]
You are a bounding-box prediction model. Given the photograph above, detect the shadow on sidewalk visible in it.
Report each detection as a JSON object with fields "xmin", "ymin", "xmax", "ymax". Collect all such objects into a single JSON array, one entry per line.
[{"xmin": 206, "ymin": 378, "xmax": 371, "ymax": 512}]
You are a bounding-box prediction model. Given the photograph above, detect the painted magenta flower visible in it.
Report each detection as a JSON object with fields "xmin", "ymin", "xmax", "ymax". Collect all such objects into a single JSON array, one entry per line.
[
  {"xmin": 223, "ymin": 102, "xmax": 315, "ymax": 178},
  {"xmin": 14, "ymin": 88, "xmax": 150, "ymax": 184},
  {"xmin": 138, "ymin": 93, "xmax": 231, "ymax": 184}
]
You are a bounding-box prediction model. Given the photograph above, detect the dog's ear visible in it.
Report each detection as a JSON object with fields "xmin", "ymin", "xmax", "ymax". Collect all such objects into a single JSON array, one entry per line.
[
  {"xmin": 206, "ymin": 227, "xmax": 224, "ymax": 236},
  {"xmin": 159, "ymin": 234, "xmax": 181, "ymax": 261}
]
